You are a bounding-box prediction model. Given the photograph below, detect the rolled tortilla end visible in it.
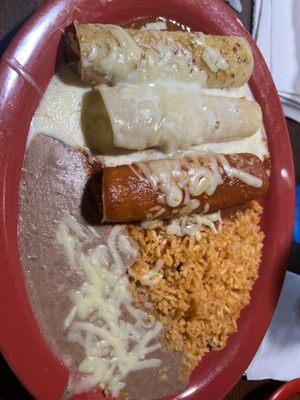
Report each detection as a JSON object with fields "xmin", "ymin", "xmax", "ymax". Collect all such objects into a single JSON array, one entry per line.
[
  {"xmin": 203, "ymin": 35, "xmax": 253, "ymax": 88},
  {"xmin": 73, "ymin": 23, "xmax": 253, "ymax": 88},
  {"xmin": 102, "ymin": 152, "xmax": 269, "ymax": 223}
]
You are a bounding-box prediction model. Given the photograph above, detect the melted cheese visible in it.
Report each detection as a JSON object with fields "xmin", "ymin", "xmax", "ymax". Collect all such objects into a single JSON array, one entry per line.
[
  {"xmin": 217, "ymin": 153, "xmax": 263, "ymax": 188},
  {"xmin": 98, "ymin": 81, "xmax": 262, "ymax": 152},
  {"xmin": 141, "ymin": 211, "xmax": 222, "ymax": 240},
  {"xmin": 127, "ymin": 33, "xmax": 207, "ymax": 85},
  {"xmin": 202, "ymin": 46, "xmax": 229, "ymax": 73},
  {"xmin": 56, "ymin": 218, "xmax": 162, "ymax": 396},
  {"xmin": 80, "ymin": 24, "xmax": 142, "ymax": 83},
  {"xmin": 193, "ymin": 32, "xmax": 229, "ymax": 73},
  {"xmin": 56, "ymin": 214, "xmax": 89, "ymax": 267},
  {"xmin": 134, "ymin": 154, "xmax": 262, "ymax": 209},
  {"xmin": 78, "ymin": 24, "xmax": 230, "ymax": 85},
  {"xmin": 97, "ymin": 81, "xmax": 268, "ymax": 166},
  {"xmin": 139, "ymin": 259, "xmax": 164, "ymax": 287}
]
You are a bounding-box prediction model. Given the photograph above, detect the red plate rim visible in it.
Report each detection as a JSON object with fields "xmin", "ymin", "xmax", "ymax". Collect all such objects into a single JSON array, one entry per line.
[{"xmin": 0, "ymin": 1, "xmax": 295, "ymax": 399}]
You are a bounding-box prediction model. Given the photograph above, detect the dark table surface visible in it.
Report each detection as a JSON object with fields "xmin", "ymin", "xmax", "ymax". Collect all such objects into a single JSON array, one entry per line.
[{"xmin": 0, "ymin": 0, "xmax": 299, "ymax": 399}]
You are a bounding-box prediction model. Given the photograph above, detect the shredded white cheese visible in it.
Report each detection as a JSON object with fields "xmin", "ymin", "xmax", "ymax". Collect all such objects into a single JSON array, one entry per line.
[
  {"xmin": 202, "ymin": 47, "xmax": 229, "ymax": 73},
  {"xmin": 217, "ymin": 153, "xmax": 263, "ymax": 188},
  {"xmin": 166, "ymin": 211, "xmax": 222, "ymax": 239},
  {"xmin": 139, "ymin": 260, "xmax": 164, "ymax": 287},
  {"xmin": 56, "ymin": 217, "xmax": 162, "ymax": 397},
  {"xmin": 135, "ymin": 153, "xmax": 262, "ymax": 211},
  {"xmin": 141, "ymin": 211, "xmax": 222, "ymax": 240},
  {"xmin": 56, "ymin": 215, "xmax": 89, "ymax": 267},
  {"xmin": 81, "ymin": 24, "xmax": 143, "ymax": 83},
  {"xmin": 198, "ymin": 33, "xmax": 229, "ymax": 73}
]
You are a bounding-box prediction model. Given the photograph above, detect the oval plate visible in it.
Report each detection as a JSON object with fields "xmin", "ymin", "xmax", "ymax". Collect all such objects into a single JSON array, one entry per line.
[{"xmin": 0, "ymin": 0, "xmax": 295, "ymax": 399}]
